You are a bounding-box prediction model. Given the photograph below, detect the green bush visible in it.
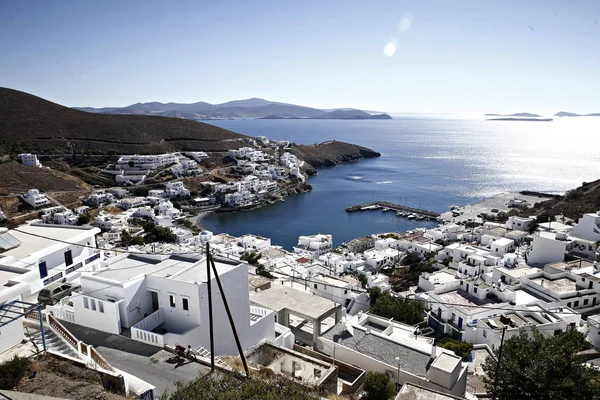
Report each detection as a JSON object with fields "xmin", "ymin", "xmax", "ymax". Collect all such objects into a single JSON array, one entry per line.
[
  {"xmin": 0, "ymin": 356, "xmax": 31, "ymax": 390},
  {"xmin": 437, "ymin": 337, "xmax": 474, "ymax": 361},
  {"xmin": 370, "ymin": 293, "xmax": 424, "ymax": 325},
  {"xmin": 363, "ymin": 371, "xmax": 396, "ymax": 400}
]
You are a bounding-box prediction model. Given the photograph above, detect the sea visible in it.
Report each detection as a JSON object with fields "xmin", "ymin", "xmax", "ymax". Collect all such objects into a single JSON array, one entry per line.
[{"xmin": 201, "ymin": 117, "xmax": 600, "ymax": 250}]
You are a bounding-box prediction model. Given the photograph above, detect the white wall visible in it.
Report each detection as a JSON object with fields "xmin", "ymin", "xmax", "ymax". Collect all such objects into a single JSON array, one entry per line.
[
  {"xmin": 72, "ymin": 295, "xmax": 122, "ymax": 334},
  {"xmin": 0, "ymin": 318, "xmax": 25, "ymax": 353},
  {"xmin": 528, "ymin": 235, "xmax": 567, "ymax": 266}
]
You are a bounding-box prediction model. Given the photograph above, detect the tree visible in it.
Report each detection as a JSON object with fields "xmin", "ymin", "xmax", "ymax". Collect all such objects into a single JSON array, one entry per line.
[
  {"xmin": 483, "ymin": 328, "xmax": 600, "ymax": 400},
  {"xmin": 77, "ymin": 214, "xmax": 90, "ymax": 225},
  {"xmin": 363, "ymin": 371, "xmax": 396, "ymax": 400},
  {"xmin": 370, "ymin": 293, "xmax": 424, "ymax": 325},
  {"xmin": 357, "ymin": 274, "xmax": 368, "ymax": 289},
  {"xmin": 369, "ymin": 286, "xmax": 382, "ymax": 305},
  {"xmin": 437, "ymin": 336, "xmax": 474, "ymax": 361}
]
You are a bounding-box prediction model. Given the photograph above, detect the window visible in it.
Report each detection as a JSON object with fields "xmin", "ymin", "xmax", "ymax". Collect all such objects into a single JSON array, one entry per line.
[
  {"xmin": 38, "ymin": 261, "xmax": 47, "ymax": 279},
  {"xmin": 483, "ymin": 330, "xmax": 487, "ymax": 338},
  {"xmin": 584, "ymin": 299, "xmax": 589, "ymax": 306},
  {"xmin": 314, "ymin": 284, "xmax": 318, "ymax": 289},
  {"xmin": 582, "ymin": 277, "xmax": 586, "ymax": 282},
  {"xmin": 84, "ymin": 297, "xmax": 89, "ymax": 309},
  {"xmin": 169, "ymin": 295, "xmax": 176, "ymax": 308},
  {"xmin": 451, "ymin": 313, "xmax": 456, "ymax": 322},
  {"xmin": 182, "ymin": 298, "xmax": 189, "ymax": 311},
  {"xmin": 64, "ymin": 250, "xmax": 74, "ymax": 266},
  {"xmin": 567, "ymin": 302, "xmax": 572, "ymax": 307},
  {"xmin": 91, "ymin": 299, "xmax": 96, "ymax": 311},
  {"xmin": 574, "ymin": 301, "xmax": 579, "ymax": 307},
  {"xmin": 474, "ymin": 287, "xmax": 478, "ymax": 294},
  {"xmin": 98, "ymin": 301, "xmax": 104, "ymax": 313}
]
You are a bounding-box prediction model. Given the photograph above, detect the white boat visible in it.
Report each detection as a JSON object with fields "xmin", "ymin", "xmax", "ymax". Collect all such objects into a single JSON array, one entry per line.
[{"xmin": 407, "ymin": 214, "xmax": 416, "ymax": 220}]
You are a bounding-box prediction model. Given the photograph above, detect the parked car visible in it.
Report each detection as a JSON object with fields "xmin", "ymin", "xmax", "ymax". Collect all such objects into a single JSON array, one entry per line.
[{"xmin": 37, "ymin": 281, "xmax": 80, "ymax": 305}]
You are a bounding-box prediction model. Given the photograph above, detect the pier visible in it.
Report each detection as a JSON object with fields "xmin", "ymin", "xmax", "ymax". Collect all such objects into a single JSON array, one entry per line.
[{"xmin": 345, "ymin": 201, "xmax": 440, "ymax": 218}]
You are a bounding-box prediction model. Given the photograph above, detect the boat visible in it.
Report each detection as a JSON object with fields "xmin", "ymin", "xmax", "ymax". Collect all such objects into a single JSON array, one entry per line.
[
  {"xmin": 416, "ymin": 215, "xmax": 424, "ymax": 220},
  {"xmin": 407, "ymin": 214, "xmax": 416, "ymax": 220}
]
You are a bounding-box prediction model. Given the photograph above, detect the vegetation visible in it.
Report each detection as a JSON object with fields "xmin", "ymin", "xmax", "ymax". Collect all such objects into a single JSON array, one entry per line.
[
  {"xmin": 158, "ymin": 371, "xmax": 320, "ymax": 400},
  {"xmin": 0, "ymin": 356, "xmax": 32, "ymax": 390},
  {"xmin": 370, "ymin": 292, "xmax": 424, "ymax": 325},
  {"xmin": 379, "ymin": 233, "xmax": 400, "ymax": 240},
  {"xmin": 437, "ymin": 336, "xmax": 474, "ymax": 361},
  {"xmin": 482, "ymin": 328, "xmax": 600, "ymax": 400},
  {"xmin": 241, "ymin": 252, "xmax": 273, "ymax": 279},
  {"xmin": 120, "ymin": 230, "xmax": 145, "ymax": 246},
  {"xmin": 77, "ymin": 214, "xmax": 91, "ymax": 225},
  {"xmin": 357, "ymin": 274, "xmax": 368, "ymax": 289},
  {"xmin": 142, "ymin": 221, "xmax": 177, "ymax": 244},
  {"xmin": 368, "ymin": 286, "xmax": 382, "ymax": 305},
  {"xmin": 363, "ymin": 371, "xmax": 396, "ymax": 400}
]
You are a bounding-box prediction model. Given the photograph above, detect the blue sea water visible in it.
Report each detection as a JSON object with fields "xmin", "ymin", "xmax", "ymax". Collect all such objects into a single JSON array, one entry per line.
[{"xmin": 202, "ymin": 117, "xmax": 600, "ymax": 250}]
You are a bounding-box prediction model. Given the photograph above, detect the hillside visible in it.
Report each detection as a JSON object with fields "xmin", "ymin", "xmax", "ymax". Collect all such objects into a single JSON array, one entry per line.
[
  {"xmin": 290, "ymin": 141, "xmax": 381, "ymax": 171},
  {"xmin": 75, "ymin": 97, "xmax": 391, "ymax": 120},
  {"xmin": 524, "ymin": 179, "xmax": 600, "ymax": 220},
  {"xmin": 485, "ymin": 112, "xmax": 541, "ymax": 117},
  {"xmin": 0, "ymin": 87, "xmax": 246, "ymax": 154}
]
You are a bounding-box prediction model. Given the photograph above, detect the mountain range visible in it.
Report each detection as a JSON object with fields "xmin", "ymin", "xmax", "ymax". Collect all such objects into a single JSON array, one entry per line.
[
  {"xmin": 484, "ymin": 113, "xmax": 542, "ymax": 117},
  {"xmin": 76, "ymin": 98, "xmax": 392, "ymax": 120}
]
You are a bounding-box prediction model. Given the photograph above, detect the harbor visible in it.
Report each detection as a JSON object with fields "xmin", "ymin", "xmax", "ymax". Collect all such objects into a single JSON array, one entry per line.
[{"xmin": 345, "ymin": 200, "xmax": 441, "ymax": 220}]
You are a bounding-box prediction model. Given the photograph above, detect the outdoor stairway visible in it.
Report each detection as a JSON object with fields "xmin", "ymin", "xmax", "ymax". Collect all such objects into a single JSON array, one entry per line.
[{"xmin": 26, "ymin": 327, "xmax": 80, "ymax": 359}]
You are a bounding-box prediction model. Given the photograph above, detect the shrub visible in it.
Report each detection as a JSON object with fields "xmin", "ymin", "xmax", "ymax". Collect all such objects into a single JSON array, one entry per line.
[
  {"xmin": 437, "ymin": 337, "xmax": 474, "ymax": 361},
  {"xmin": 363, "ymin": 371, "xmax": 396, "ymax": 400},
  {"xmin": 0, "ymin": 356, "xmax": 31, "ymax": 390}
]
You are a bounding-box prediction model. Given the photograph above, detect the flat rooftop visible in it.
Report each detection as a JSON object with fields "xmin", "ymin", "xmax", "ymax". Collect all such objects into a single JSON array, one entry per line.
[
  {"xmin": 250, "ymin": 285, "xmax": 339, "ymax": 320},
  {"xmin": 1, "ymin": 224, "xmax": 99, "ymax": 260},
  {"xmin": 397, "ymin": 382, "xmax": 462, "ymax": 400},
  {"xmin": 435, "ymin": 289, "xmax": 496, "ymax": 313},
  {"xmin": 530, "ymin": 277, "xmax": 576, "ymax": 294},
  {"xmin": 322, "ymin": 322, "xmax": 432, "ymax": 378},
  {"xmin": 431, "ymin": 352, "xmax": 461, "ymax": 374},
  {"xmin": 91, "ymin": 254, "xmax": 237, "ymax": 284}
]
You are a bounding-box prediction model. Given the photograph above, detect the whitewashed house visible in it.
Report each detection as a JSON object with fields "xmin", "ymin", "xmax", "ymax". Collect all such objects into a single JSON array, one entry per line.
[
  {"xmin": 18, "ymin": 153, "xmax": 41, "ymax": 167},
  {"xmin": 62, "ymin": 253, "xmax": 283, "ymax": 354},
  {"xmin": 20, "ymin": 189, "xmax": 51, "ymax": 208},
  {"xmin": 294, "ymin": 234, "xmax": 333, "ymax": 259},
  {"xmin": 240, "ymin": 234, "xmax": 271, "ymax": 252},
  {"xmin": 506, "ymin": 216, "xmax": 534, "ymax": 231}
]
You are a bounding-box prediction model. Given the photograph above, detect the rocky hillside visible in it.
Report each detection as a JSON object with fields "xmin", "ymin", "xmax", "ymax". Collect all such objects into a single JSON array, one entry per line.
[
  {"xmin": 525, "ymin": 179, "xmax": 600, "ymax": 219},
  {"xmin": 290, "ymin": 140, "xmax": 381, "ymax": 173},
  {"xmin": 0, "ymin": 87, "xmax": 246, "ymax": 154}
]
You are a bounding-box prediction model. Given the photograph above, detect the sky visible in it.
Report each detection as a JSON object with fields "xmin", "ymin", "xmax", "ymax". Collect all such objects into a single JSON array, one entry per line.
[{"xmin": 1, "ymin": 0, "xmax": 599, "ymax": 114}]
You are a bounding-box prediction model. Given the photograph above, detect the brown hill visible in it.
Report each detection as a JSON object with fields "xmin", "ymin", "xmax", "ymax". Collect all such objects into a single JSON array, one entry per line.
[
  {"xmin": 0, "ymin": 87, "xmax": 246, "ymax": 154},
  {"xmin": 290, "ymin": 140, "xmax": 381, "ymax": 171},
  {"xmin": 525, "ymin": 179, "xmax": 600, "ymax": 220}
]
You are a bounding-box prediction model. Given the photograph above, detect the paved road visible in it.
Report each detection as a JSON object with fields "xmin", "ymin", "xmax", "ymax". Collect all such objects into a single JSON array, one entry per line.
[{"xmin": 62, "ymin": 322, "xmax": 211, "ymax": 397}]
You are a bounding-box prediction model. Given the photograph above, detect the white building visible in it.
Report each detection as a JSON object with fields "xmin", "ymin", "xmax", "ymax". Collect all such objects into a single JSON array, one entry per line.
[
  {"xmin": 165, "ymin": 181, "xmax": 190, "ymax": 198},
  {"xmin": 294, "ymin": 234, "xmax": 333, "ymax": 259},
  {"xmin": 184, "ymin": 151, "xmax": 209, "ymax": 162},
  {"xmin": 317, "ymin": 313, "xmax": 468, "ymax": 398},
  {"xmin": 18, "ymin": 153, "xmax": 41, "ymax": 167},
  {"xmin": 0, "ymin": 225, "xmax": 102, "ymax": 353},
  {"xmin": 63, "ymin": 253, "xmax": 280, "ymax": 355},
  {"xmin": 240, "ymin": 234, "xmax": 271, "ymax": 252},
  {"xmin": 117, "ymin": 154, "xmax": 178, "ymax": 170},
  {"xmin": 20, "ymin": 189, "xmax": 51, "ymax": 208},
  {"xmin": 490, "ymin": 237, "xmax": 515, "ymax": 256},
  {"xmin": 571, "ymin": 211, "xmax": 600, "ymax": 242},
  {"xmin": 506, "ymin": 216, "xmax": 534, "ymax": 231},
  {"xmin": 527, "ymin": 231, "xmax": 569, "ymax": 266}
]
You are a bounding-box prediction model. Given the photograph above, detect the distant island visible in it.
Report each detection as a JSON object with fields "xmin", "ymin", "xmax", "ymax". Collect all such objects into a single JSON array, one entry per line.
[
  {"xmin": 485, "ymin": 112, "xmax": 541, "ymax": 118},
  {"xmin": 485, "ymin": 112, "xmax": 552, "ymax": 122},
  {"xmin": 555, "ymin": 111, "xmax": 600, "ymax": 117},
  {"xmin": 75, "ymin": 97, "xmax": 392, "ymax": 120},
  {"xmin": 259, "ymin": 109, "xmax": 392, "ymax": 120}
]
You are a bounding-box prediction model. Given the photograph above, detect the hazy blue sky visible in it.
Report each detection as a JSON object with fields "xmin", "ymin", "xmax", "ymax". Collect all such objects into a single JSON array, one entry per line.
[{"xmin": 1, "ymin": 0, "xmax": 599, "ymax": 113}]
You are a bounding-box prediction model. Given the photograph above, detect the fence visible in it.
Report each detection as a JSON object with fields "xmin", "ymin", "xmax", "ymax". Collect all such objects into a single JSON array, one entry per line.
[{"xmin": 130, "ymin": 309, "xmax": 165, "ymax": 347}]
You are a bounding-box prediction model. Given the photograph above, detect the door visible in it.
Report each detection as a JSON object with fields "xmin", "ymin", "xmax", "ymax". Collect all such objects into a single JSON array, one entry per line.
[
  {"xmin": 594, "ymin": 297, "xmax": 597, "ymax": 306},
  {"xmin": 38, "ymin": 261, "xmax": 47, "ymax": 279},
  {"xmin": 458, "ymin": 317, "xmax": 463, "ymax": 329},
  {"xmin": 150, "ymin": 291, "xmax": 159, "ymax": 312}
]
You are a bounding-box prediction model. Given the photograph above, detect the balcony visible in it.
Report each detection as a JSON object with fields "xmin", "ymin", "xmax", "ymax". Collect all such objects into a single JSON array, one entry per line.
[{"xmin": 250, "ymin": 305, "xmax": 273, "ymax": 325}]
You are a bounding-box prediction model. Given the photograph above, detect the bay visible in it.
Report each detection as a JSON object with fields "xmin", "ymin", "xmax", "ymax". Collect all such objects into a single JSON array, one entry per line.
[{"xmin": 201, "ymin": 117, "xmax": 600, "ymax": 250}]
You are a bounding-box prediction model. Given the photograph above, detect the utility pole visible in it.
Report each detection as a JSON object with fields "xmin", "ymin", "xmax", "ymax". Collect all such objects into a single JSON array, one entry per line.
[
  {"xmin": 492, "ymin": 326, "xmax": 507, "ymax": 400},
  {"xmin": 206, "ymin": 243, "xmax": 215, "ymax": 371}
]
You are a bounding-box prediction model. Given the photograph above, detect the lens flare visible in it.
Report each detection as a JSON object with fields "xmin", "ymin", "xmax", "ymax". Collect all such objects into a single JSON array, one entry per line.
[
  {"xmin": 398, "ymin": 12, "xmax": 415, "ymax": 32},
  {"xmin": 383, "ymin": 41, "xmax": 397, "ymax": 57}
]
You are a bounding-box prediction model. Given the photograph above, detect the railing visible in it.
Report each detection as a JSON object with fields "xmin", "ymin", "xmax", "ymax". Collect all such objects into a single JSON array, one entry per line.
[
  {"xmin": 85, "ymin": 252, "xmax": 101, "ymax": 264},
  {"xmin": 50, "ymin": 306, "xmax": 75, "ymax": 323},
  {"xmin": 90, "ymin": 347, "xmax": 114, "ymax": 372},
  {"xmin": 49, "ymin": 314, "xmax": 78, "ymax": 349},
  {"xmin": 249, "ymin": 305, "xmax": 272, "ymax": 318},
  {"xmin": 131, "ymin": 309, "xmax": 165, "ymax": 347}
]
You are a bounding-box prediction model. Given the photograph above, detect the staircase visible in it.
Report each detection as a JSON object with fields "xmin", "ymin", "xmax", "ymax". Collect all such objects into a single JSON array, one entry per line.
[
  {"xmin": 25, "ymin": 327, "xmax": 80, "ymax": 359},
  {"xmin": 194, "ymin": 345, "xmax": 227, "ymax": 367}
]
